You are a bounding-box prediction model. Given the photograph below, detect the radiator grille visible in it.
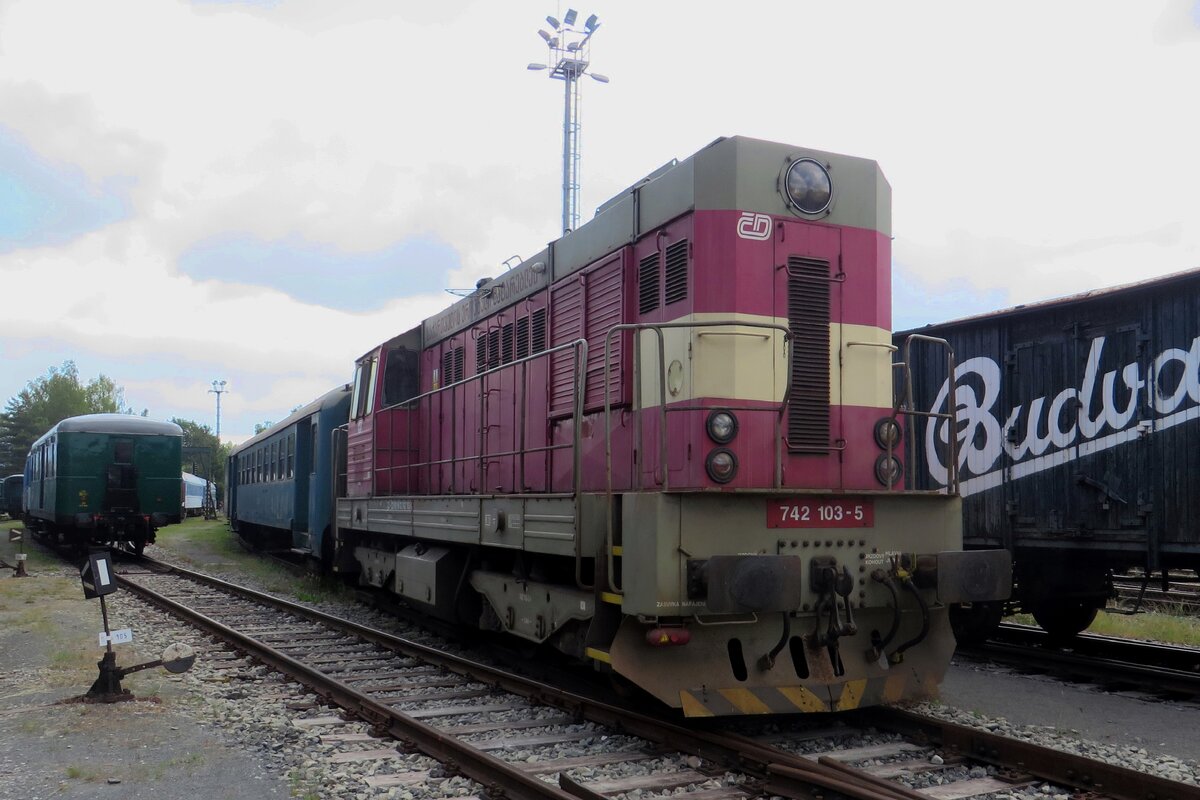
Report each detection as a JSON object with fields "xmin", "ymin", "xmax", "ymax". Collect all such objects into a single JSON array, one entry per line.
[
  {"xmin": 787, "ymin": 257, "xmax": 831, "ymax": 452},
  {"xmin": 501, "ymin": 322, "xmax": 514, "ymax": 364},
  {"xmin": 638, "ymin": 251, "xmax": 660, "ymax": 314},
  {"xmin": 516, "ymin": 316, "xmax": 530, "ymax": 359},
  {"xmin": 531, "ymin": 308, "xmax": 547, "ymax": 353},
  {"xmin": 664, "ymin": 239, "xmax": 689, "ymax": 305}
]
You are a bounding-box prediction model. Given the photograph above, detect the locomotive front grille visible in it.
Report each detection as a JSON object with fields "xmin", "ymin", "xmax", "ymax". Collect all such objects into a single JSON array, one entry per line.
[{"xmin": 787, "ymin": 257, "xmax": 831, "ymax": 452}]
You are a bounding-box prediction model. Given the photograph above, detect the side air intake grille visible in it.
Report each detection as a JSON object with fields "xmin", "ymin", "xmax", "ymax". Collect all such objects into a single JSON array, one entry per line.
[
  {"xmin": 638, "ymin": 251, "xmax": 660, "ymax": 314},
  {"xmin": 531, "ymin": 308, "xmax": 547, "ymax": 353},
  {"xmin": 787, "ymin": 257, "xmax": 831, "ymax": 452},
  {"xmin": 664, "ymin": 239, "xmax": 689, "ymax": 305}
]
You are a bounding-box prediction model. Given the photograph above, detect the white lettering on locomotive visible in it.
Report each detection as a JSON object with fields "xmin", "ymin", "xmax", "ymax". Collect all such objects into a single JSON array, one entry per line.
[
  {"xmin": 736, "ymin": 212, "xmax": 772, "ymax": 241},
  {"xmin": 924, "ymin": 335, "xmax": 1200, "ymax": 495}
]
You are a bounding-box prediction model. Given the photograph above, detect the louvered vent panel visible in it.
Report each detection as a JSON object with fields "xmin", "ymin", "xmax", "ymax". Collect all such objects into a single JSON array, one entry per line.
[
  {"xmin": 487, "ymin": 329, "xmax": 500, "ymax": 369},
  {"xmin": 584, "ymin": 260, "xmax": 625, "ymax": 405},
  {"xmin": 516, "ymin": 317, "xmax": 530, "ymax": 359},
  {"xmin": 787, "ymin": 257, "xmax": 831, "ymax": 452},
  {"xmin": 550, "ymin": 281, "xmax": 584, "ymax": 412},
  {"xmin": 452, "ymin": 347, "xmax": 464, "ymax": 383},
  {"xmin": 638, "ymin": 251, "xmax": 660, "ymax": 314},
  {"xmin": 501, "ymin": 323, "xmax": 514, "ymax": 364},
  {"xmin": 442, "ymin": 351, "xmax": 455, "ymax": 385},
  {"xmin": 531, "ymin": 309, "xmax": 547, "ymax": 353},
  {"xmin": 664, "ymin": 239, "xmax": 689, "ymax": 305},
  {"xmin": 475, "ymin": 333, "xmax": 486, "ymax": 375}
]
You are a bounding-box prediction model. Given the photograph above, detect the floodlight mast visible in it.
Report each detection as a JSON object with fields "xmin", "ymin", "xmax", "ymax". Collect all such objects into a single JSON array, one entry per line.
[
  {"xmin": 209, "ymin": 380, "xmax": 227, "ymax": 442},
  {"xmin": 529, "ymin": 9, "xmax": 606, "ymax": 235}
]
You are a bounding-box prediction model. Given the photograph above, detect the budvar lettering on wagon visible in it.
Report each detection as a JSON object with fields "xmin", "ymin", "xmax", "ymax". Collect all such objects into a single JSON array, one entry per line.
[{"xmin": 924, "ymin": 334, "xmax": 1200, "ymax": 495}]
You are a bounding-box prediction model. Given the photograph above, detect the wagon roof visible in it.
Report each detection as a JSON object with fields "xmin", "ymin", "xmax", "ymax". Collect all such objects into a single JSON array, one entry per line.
[
  {"xmin": 229, "ymin": 384, "xmax": 350, "ymax": 456},
  {"xmin": 53, "ymin": 414, "xmax": 183, "ymax": 437},
  {"xmin": 897, "ymin": 265, "xmax": 1200, "ymax": 335}
]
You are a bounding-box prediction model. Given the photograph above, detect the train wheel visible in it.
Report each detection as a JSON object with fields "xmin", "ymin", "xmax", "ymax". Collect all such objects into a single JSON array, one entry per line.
[
  {"xmin": 949, "ymin": 600, "xmax": 1004, "ymax": 645},
  {"xmin": 1031, "ymin": 600, "xmax": 1098, "ymax": 640}
]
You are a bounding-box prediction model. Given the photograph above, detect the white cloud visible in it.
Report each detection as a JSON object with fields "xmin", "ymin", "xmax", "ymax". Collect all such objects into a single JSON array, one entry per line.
[{"xmin": 0, "ymin": 0, "xmax": 1197, "ymax": 429}]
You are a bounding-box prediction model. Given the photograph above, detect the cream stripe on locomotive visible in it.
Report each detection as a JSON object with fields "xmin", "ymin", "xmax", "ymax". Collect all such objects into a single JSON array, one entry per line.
[{"xmin": 634, "ymin": 312, "xmax": 893, "ymax": 411}]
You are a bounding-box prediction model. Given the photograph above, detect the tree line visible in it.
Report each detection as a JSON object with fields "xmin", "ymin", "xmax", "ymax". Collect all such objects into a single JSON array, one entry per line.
[{"xmin": 0, "ymin": 361, "xmax": 231, "ymax": 493}]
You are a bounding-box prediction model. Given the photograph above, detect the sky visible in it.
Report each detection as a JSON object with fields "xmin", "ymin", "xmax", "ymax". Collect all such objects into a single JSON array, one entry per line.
[{"xmin": 1, "ymin": 0, "xmax": 1198, "ymax": 445}]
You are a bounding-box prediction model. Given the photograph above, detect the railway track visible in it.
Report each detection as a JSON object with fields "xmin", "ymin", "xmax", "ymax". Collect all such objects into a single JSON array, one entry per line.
[
  {"xmin": 1113, "ymin": 574, "xmax": 1200, "ymax": 613},
  {"xmin": 959, "ymin": 623, "xmax": 1200, "ymax": 698},
  {"xmin": 108, "ymin": 556, "xmax": 1197, "ymax": 800}
]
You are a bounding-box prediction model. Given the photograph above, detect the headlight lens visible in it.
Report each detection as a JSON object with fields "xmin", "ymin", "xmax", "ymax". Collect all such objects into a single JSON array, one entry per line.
[
  {"xmin": 706, "ymin": 409, "xmax": 738, "ymax": 444},
  {"xmin": 873, "ymin": 417, "xmax": 902, "ymax": 449},
  {"xmin": 706, "ymin": 448, "xmax": 738, "ymax": 484},
  {"xmin": 874, "ymin": 454, "xmax": 904, "ymax": 488},
  {"xmin": 784, "ymin": 158, "xmax": 832, "ymax": 215}
]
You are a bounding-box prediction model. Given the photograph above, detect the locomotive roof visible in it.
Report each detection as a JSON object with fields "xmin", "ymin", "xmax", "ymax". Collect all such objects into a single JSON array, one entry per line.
[
  {"xmin": 229, "ymin": 384, "xmax": 350, "ymax": 456},
  {"xmin": 39, "ymin": 414, "xmax": 183, "ymax": 440},
  {"xmin": 417, "ymin": 134, "xmax": 888, "ymax": 347},
  {"xmin": 897, "ymin": 265, "xmax": 1200, "ymax": 335}
]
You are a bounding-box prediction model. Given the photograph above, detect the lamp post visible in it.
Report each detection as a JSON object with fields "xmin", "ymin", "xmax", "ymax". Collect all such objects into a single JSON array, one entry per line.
[
  {"xmin": 528, "ymin": 9, "xmax": 607, "ymax": 235},
  {"xmin": 209, "ymin": 380, "xmax": 227, "ymax": 442}
]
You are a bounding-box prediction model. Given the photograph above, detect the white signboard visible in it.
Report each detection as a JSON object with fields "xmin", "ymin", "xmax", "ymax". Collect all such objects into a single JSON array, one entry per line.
[{"xmin": 99, "ymin": 628, "xmax": 133, "ymax": 646}]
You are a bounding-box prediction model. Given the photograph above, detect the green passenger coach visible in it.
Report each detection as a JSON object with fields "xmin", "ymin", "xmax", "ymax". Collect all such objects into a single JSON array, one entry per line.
[{"xmin": 23, "ymin": 414, "xmax": 183, "ymax": 553}]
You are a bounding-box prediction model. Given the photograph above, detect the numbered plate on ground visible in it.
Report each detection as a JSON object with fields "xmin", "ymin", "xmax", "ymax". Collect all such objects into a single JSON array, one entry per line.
[{"xmin": 768, "ymin": 497, "xmax": 874, "ymax": 528}]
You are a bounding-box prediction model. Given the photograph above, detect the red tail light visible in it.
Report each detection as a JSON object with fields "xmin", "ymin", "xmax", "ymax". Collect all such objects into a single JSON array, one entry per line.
[{"xmin": 644, "ymin": 627, "xmax": 691, "ymax": 647}]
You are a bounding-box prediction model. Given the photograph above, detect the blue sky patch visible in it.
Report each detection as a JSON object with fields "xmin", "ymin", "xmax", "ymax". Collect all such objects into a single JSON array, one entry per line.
[
  {"xmin": 892, "ymin": 263, "xmax": 1008, "ymax": 332},
  {"xmin": 178, "ymin": 234, "xmax": 460, "ymax": 311},
  {"xmin": 0, "ymin": 127, "xmax": 128, "ymax": 251}
]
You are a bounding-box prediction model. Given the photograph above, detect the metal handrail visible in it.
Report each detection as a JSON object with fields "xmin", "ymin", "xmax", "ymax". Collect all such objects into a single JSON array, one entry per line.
[
  {"xmin": 891, "ymin": 334, "xmax": 958, "ymax": 494},
  {"xmin": 368, "ymin": 338, "xmax": 588, "ymax": 496},
  {"xmin": 601, "ymin": 319, "xmax": 793, "ymax": 594}
]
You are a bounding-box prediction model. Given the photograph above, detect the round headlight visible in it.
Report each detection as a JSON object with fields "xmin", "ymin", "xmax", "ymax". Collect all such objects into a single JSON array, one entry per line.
[
  {"xmin": 874, "ymin": 454, "xmax": 904, "ymax": 488},
  {"xmin": 783, "ymin": 158, "xmax": 832, "ymax": 215},
  {"xmin": 705, "ymin": 448, "xmax": 738, "ymax": 484},
  {"xmin": 873, "ymin": 417, "xmax": 902, "ymax": 450},
  {"xmin": 706, "ymin": 409, "xmax": 738, "ymax": 444}
]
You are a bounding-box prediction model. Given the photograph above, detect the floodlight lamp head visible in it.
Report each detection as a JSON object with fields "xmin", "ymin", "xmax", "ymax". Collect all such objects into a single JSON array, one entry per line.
[
  {"xmin": 528, "ymin": 62, "xmax": 547, "ymax": 70},
  {"xmin": 590, "ymin": 72, "xmax": 610, "ymax": 83},
  {"xmin": 564, "ymin": 9, "xmax": 578, "ymax": 25},
  {"xmin": 545, "ymin": 15, "xmax": 560, "ymax": 29},
  {"xmin": 538, "ymin": 29, "xmax": 552, "ymax": 42},
  {"xmin": 585, "ymin": 14, "xmax": 599, "ymax": 31},
  {"xmin": 567, "ymin": 42, "xmax": 581, "ymax": 51}
]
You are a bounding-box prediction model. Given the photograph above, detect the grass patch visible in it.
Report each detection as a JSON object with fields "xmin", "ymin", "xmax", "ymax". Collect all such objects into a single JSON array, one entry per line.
[
  {"xmin": 65, "ymin": 764, "xmax": 102, "ymax": 781},
  {"xmin": 1011, "ymin": 607, "xmax": 1200, "ymax": 646},
  {"xmin": 154, "ymin": 517, "xmax": 352, "ymax": 604}
]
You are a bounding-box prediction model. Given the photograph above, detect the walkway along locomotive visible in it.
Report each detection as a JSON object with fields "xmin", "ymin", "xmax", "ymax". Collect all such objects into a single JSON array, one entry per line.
[
  {"xmin": 23, "ymin": 414, "xmax": 183, "ymax": 553},
  {"xmin": 899, "ymin": 268, "xmax": 1200, "ymax": 640},
  {"xmin": 320, "ymin": 136, "xmax": 1009, "ymax": 715}
]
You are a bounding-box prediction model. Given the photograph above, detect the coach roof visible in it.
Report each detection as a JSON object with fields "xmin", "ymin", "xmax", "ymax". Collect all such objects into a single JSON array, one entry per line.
[{"xmin": 229, "ymin": 384, "xmax": 351, "ymax": 456}]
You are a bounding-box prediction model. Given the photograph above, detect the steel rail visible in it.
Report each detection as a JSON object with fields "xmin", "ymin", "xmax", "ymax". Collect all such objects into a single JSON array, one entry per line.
[
  {"xmin": 117, "ymin": 570, "xmax": 590, "ymax": 800},
  {"xmin": 123, "ymin": 557, "xmax": 1198, "ymax": 800},
  {"xmin": 867, "ymin": 707, "xmax": 1200, "ymax": 800},
  {"xmin": 119, "ymin": 558, "xmax": 917, "ymax": 800}
]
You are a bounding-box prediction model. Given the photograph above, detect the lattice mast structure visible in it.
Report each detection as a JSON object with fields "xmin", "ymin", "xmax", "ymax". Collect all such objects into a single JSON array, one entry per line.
[{"xmin": 529, "ymin": 10, "xmax": 608, "ymax": 235}]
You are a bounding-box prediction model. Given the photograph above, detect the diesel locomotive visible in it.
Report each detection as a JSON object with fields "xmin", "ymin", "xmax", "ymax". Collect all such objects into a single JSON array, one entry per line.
[
  {"xmin": 23, "ymin": 414, "xmax": 183, "ymax": 553},
  {"xmin": 900, "ymin": 267, "xmax": 1200, "ymax": 641},
  {"xmin": 230, "ymin": 136, "xmax": 1010, "ymax": 715}
]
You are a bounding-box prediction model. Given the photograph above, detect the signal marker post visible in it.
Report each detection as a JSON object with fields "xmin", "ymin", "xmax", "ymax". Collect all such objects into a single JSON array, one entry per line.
[
  {"xmin": 80, "ymin": 550, "xmax": 195, "ymax": 701},
  {"xmin": 4, "ymin": 528, "xmax": 28, "ymax": 577}
]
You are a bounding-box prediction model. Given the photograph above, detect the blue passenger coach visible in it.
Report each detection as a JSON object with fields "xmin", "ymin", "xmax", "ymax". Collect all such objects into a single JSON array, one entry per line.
[{"xmin": 227, "ymin": 385, "xmax": 350, "ymax": 564}]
